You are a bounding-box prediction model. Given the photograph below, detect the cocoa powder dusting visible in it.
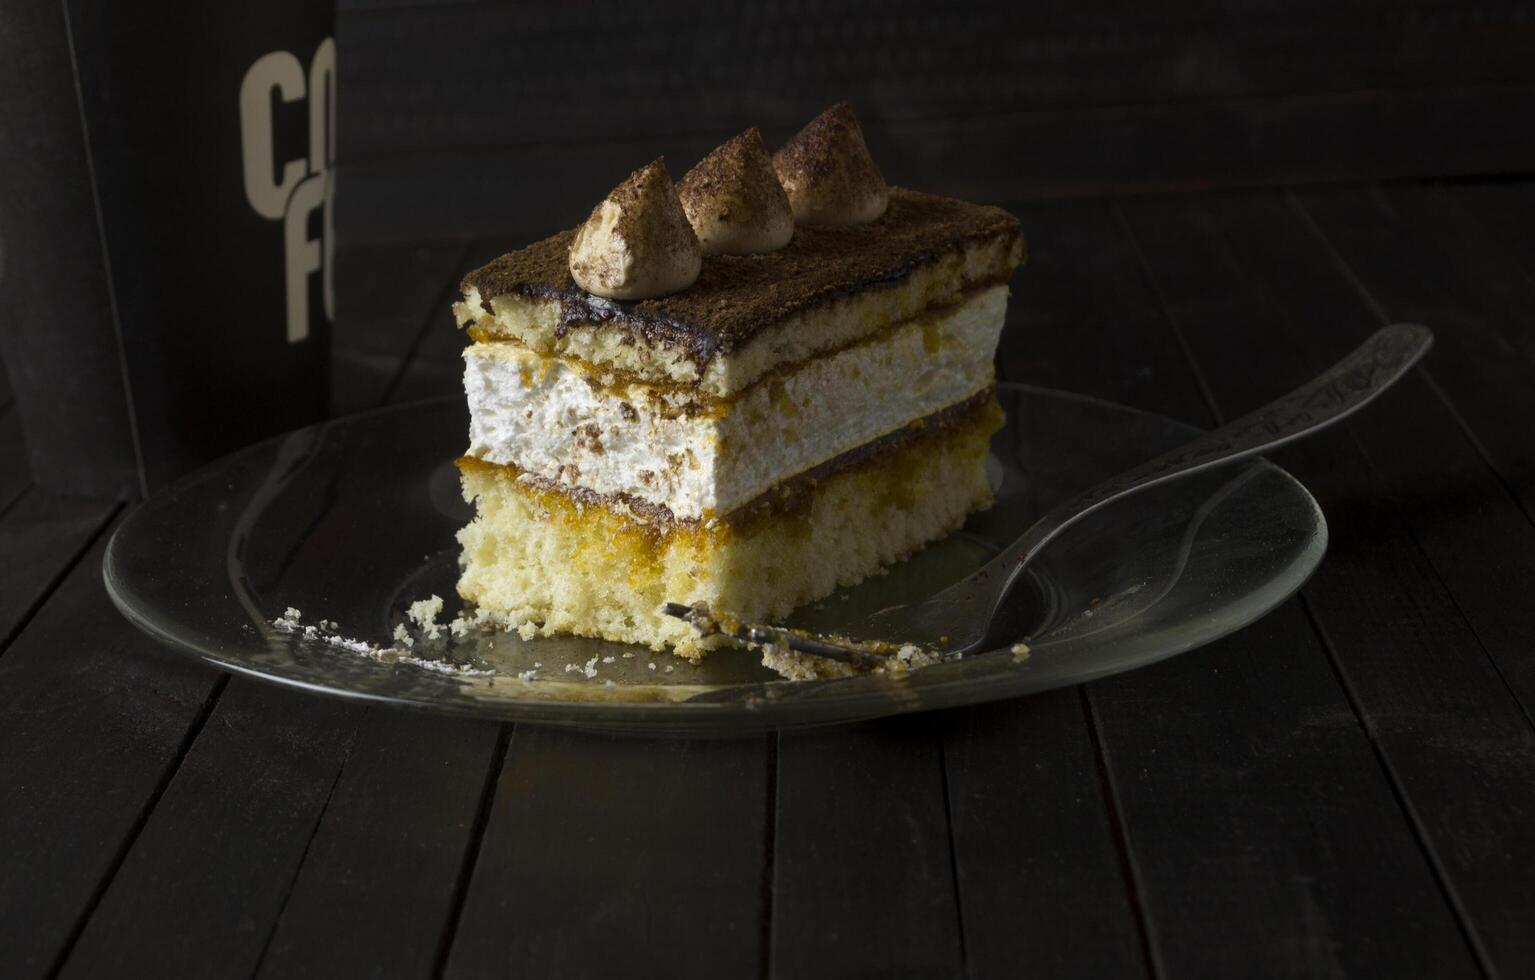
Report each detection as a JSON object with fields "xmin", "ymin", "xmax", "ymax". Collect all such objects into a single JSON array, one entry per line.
[{"xmin": 462, "ymin": 188, "xmax": 1023, "ymax": 370}]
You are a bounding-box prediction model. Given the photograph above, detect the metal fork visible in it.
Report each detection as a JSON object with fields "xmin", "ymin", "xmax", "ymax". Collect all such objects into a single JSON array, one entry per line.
[{"xmin": 666, "ymin": 323, "xmax": 1433, "ymax": 666}]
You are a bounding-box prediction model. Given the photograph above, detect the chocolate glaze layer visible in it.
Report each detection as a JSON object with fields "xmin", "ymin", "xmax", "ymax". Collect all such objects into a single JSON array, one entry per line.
[
  {"xmin": 458, "ymin": 386, "xmax": 1000, "ymax": 534},
  {"xmin": 462, "ymin": 188, "xmax": 1023, "ymax": 369}
]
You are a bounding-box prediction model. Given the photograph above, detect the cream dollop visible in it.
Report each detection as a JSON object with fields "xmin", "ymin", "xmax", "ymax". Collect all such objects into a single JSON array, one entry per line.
[
  {"xmin": 568, "ymin": 158, "xmax": 701, "ymax": 300},
  {"xmin": 677, "ymin": 128, "xmax": 794, "ymax": 255},
  {"xmin": 772, "ymin": 102, "xmax": 888, "ymax": 226}
]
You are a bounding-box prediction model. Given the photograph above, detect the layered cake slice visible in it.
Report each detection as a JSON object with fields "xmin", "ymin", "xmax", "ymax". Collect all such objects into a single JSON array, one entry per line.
[{"xmin": 453, "ymin": 104, "xmax": 1025, "ymax": 658}]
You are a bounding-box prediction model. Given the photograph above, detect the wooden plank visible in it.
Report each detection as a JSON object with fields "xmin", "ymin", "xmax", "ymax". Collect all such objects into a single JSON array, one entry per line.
[
  {"xmin": 335, "ymin": 83, "xmax": 1535, "ymax": 244},
  {"xmin": 1123, "ymin": 191, "xmax": 1535, "ymax": 975},
  {"xmin": 1297, "ymin": 184, "xmax": 1535, "ymax": 519},
  {"xmin": 426, "ymin": 228, "xmax": 1123, "ymax": 976},
  {"xmin": 388, "ymin": 356, "xmax": 461, "ymax": 407},
  {"xmin": 443, "ymin": 728, "xmax": 768, "ymax": 978},
  {"xmin": 224, "ymin": 271, "xmax": 499, "ymax": 972},
  {"xmin": 255, "ymin": 713, "xmax": 504, "ymax": 979},
  {"xmin": 0, "ymin": 490, "xmax": 119, "ymax": 651},
  {"xmin": 80, "ymin": 231, "xmax": 467, "ymax": 979},
  {"xmin": 138, "ymin": 235, "xmax": 495, "ymax": 976},
  {"xmin": 929, "ymin": 202, "xmax": 1156, "ymax": 976},
  {"xmin": 1267, "ymin": 189, "xmax": 1535, "ymax": 720},
  {"xmin": 1098, "ymin": 606, "xmax": 1479, "ymax": 978},
  {"xmin": 410, "ymin": 232, "xmax": 769, "ymax": 977},
  {"xmin": 56, "ymin": 683, "xmax": 364, "ymax": 979},
  {"xmin": 746, "ymin": 250, "xmax": 1155, "ymax": 975},
  {"xmin": 331, "ymin": 345, "xmax": 408, "ymax": 417},
  {"xmin": 332, "ymin": 239, "xmax": 469, "ymax": 414},
  {"xmin": 337, "ymin": 2, "xmax": 1535, "ymax": 157},
  {"xmin": 388, "ymin": 238, "xmax": 508, "ymax": 404},
  {"xmin": 1142, "ymin": 192, "xmax": 1535, "ymax": 976},
  {"xmin": 999, "ymin": 200, "xmax": 1208, "ymax": 419},
  {"xmin": 0, "ymin": 0, "xmax": 141, "ymax": 496},
  {"xmin": 0, "ymin": 527, "xmax": 223, "ymax": 978},
  {"xmin": 0, "ymin": 236, "xmax": 478, "ymax": 976},
  {"xmin": 1401, "ymin": 181, "xmax": 1535, "ymax": 368},
  {"xmin": 1010, "ymin": 200, "xmax": 1477, "ymax": 976},
  {"xmin": 771, "ymin": 718, "xmax": 964, "ymax": 978},
  {"xmin": 0, "ymin": 407, "xmax": 33, "ymax": 515},
  {"xmin": 0, "ymin": 244, "xmax": 454, "ymax": 976},
  {"xmin": 944, "ymin": 694, "xmax": 1150, "ymax": 979},
  {"xmin": 8, "ymin": 232, "xmax": 491, "ymax": 975},
  {"xmin": 340, "ymin": 0, "xmax": 483, "ymax": 9},
  {"xmin": 1447, "ymin": 179, "xmax": 1535, "ymax": 283},
  {"xmin": 333, "ymin": 240, "xmax": 467, "ymax": 355}
]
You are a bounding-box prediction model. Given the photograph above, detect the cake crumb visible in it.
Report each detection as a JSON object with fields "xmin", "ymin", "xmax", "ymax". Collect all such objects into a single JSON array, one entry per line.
[
  {"xmin": 272, "ymin": 615, "xmax": 491, "ymax": 677},
  {"xmin": 601, "ymin": 655, "xmax": 615, "ymax": 664},
  {"xmin": 664, "ymin": 664, "xmax": 675, "ymax": 673},
  {"xmin": 759, "ymin": 644, "xmax": 836, "ymax": 681},
  {"xmin": 888, "ymin": 643, "xmax": 942, "ymax": 671},
  {"xmin": 516, "ymin": 620, "xmax": 539, "ymax": 641},
  {"xmin": 1011, "ymin": 642, "xmax": 1031, "ymax": 661},
  {"xmin": 407, "ymin": 595, "xmax": 446, "ymax": 639},
  {"xmin": 284, "ymin": 607, "xmax": 302, "ymax": 620},
  {"xmin": 622, "ymin": 652, "xmax": 635, "ymax": 659},
  {"xmin": 647, "ymin": 662, "xmax": 657, "ymax": 671},
  {"xmin": 515, "ymin": 668, "xmax": 538, "ymax": 681},
  {"xmin": 582, "ymin": 656, "xmax": 598, "ymax": 678},
  {"xmin": 756, "ymin": 641, "xmax": 947, "ymax": 681}
]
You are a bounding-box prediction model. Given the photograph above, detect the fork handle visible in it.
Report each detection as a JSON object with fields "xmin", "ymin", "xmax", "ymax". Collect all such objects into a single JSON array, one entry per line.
[{"xmin": 977, "ymin": 322, "xmax": 1433, "ymax": 645}]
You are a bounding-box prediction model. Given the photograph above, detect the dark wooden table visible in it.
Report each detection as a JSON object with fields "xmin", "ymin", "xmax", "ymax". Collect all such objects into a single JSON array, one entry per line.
[{"xmin": 4, "ymin": 178, "xmax": 1535, "ymax": 979}]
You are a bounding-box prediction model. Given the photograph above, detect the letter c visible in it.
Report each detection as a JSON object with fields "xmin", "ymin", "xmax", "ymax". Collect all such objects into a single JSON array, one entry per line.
[{"xmin": 239, "ymin": 51, "xmax": 306, "ymax": 220}]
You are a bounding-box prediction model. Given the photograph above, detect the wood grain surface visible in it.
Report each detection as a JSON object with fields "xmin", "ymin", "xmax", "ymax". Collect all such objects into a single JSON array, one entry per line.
[
  {"xmin": 2, "ymin": 176, "xmax": 1533, "ymax": 978},
  {"xmin": 330, "ymin": 2, "xmax": 1535, "ymax": 242}
]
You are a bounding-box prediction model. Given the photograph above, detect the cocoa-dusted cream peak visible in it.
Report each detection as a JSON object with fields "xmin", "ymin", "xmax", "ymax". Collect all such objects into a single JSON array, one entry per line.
[
  {"xmin": 772, "ymin": 102, "xmax": 888, "ymax": 226},
  {"xmin": 568, "ymin": 158, "xmax": 701, "ymax": 300},
  {"xmin": 677, "ymin": 128, "xmax": 794, "ymax": 256}
]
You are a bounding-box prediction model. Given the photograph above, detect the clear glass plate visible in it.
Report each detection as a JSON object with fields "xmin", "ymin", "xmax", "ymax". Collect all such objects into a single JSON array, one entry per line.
[{"xmin": 104, "ymin": 385, "xmax": 1326, "ymax": 735}]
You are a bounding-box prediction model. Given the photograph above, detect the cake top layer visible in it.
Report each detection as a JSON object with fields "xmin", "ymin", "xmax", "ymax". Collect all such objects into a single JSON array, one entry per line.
[{"xmin": 461, "ymin": 187, "xmax": 1022, "ymax": 365}]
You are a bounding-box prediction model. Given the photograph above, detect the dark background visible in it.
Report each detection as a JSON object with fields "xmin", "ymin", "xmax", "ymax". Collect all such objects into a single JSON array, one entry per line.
[
  {"xmin": 8, "ymin": 4, "xmax": 1535, "ymax": 978},
  {"xmin": 334, "ymin": 0, "xmax": 1535, "ymax": 245}
]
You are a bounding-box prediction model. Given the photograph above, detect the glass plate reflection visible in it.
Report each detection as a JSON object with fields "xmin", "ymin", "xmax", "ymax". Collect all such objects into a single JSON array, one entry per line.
[{"xmin": 104, "ymin": 385, "xmax": 1326, "ymax": 735}]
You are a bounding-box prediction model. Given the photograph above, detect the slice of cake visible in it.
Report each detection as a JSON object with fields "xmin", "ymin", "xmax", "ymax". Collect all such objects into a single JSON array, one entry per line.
[{"xmin": 452, "ymin": 103, "xmax": 1025, "ymax": 658}]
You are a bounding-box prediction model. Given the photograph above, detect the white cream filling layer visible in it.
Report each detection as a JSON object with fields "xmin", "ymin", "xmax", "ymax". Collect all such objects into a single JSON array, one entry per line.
[{"xmin": 464, "ymin": 284, "xmax": 1007, "ymax": 520}]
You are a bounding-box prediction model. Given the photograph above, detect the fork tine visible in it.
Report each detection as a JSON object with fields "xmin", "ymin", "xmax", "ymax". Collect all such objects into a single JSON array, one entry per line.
[
  {"xmin": 661, "ymin": 601, "xmax": 697, "ymax": 621},
  {"xmin": 661, "ymin": 602, "xmax": 892, "ymax": 666},
  {"xmin": 751, "ymin": 628, "xmax": 887, "ymax": 666}
]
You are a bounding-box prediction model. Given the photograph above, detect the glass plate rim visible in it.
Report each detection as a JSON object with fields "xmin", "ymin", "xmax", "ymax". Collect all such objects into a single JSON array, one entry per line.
[{"xmin": 102, "ymin": 383, "xmax": 1328, "ymax": 731}]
